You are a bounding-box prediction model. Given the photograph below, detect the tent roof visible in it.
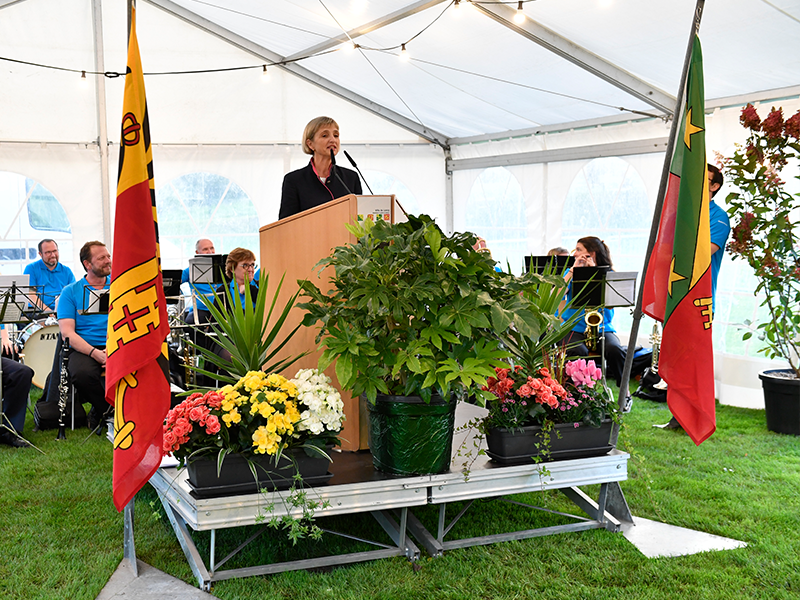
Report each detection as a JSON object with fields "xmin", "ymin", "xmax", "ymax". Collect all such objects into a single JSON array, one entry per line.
[{"xmin": 1, "ymin": 0, "xmax": 799, "ymax": 146}]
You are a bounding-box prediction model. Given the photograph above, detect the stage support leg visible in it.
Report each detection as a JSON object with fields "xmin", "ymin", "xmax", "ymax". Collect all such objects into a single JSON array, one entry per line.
[
  {"xmin": 123, "ymin": 498, "xmax": 138, "ymax": 577},
  {"xmin": 605, "ymin": 481, "xmax": 634, "ymax": 525}
]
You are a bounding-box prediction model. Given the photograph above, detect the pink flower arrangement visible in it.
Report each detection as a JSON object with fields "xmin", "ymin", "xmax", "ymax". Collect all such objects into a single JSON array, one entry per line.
[
  {"xmin": 482, "ymin": 359, "xmax": 614, "ymax": 430},
  {"xmin": 163, "ymin": 390, "xmax": 224, "ymax": 459}
]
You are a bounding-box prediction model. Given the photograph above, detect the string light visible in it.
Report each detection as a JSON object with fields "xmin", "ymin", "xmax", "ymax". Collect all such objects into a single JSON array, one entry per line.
[
  {"xmin": 80, "ymin": 70, "xmax": 88, "ymax": 86},
  {"xmin": 341, "ymin": 40, "xmax": 357, "ymax": 53},
  {"xmin": 454, "ymin": 0, "xmax": 461, "ymax": 9},
  {"xmin": 513, "ymin": 1, "xmax": 525, "ymax": 24},
  {"xmin": 400, "ymin": 43, "xmax": 410, "ymax": 61},
  {"xmin": 261, "ymin": 65, "xmax": 269, "ymax": 81}
]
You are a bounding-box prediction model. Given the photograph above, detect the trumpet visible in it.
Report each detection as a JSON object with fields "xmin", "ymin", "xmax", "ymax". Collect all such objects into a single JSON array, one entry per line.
[
  {"xmin": 584, "ymin": 309, "xmax": 603, "ymax": 352},
  {"xmin": 649, "ymin": 323, "xmax": 662, "ymax": 374}
]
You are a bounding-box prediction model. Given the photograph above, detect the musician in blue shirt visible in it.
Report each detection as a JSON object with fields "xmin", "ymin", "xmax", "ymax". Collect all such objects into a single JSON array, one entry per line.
[
  {"xmin": 57, "ymin": 241, "xmax": 111, "ymax": 429},
  {"xmin": 181, "ymin": 238, "xmax": 218, "ymax": 324},
  {"xmin": 23, "ymin": 239, "xmax": 75, "ymax": 311}
]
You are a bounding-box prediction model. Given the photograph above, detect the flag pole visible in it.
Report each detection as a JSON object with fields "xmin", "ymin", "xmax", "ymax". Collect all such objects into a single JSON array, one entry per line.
[
  {"xmin": 611, "ymin": 0, "xmax": 705, "ymax": 446},
  {"xmin": 122, "ymin": 0, "xmax": 138, "ymax": 578}
]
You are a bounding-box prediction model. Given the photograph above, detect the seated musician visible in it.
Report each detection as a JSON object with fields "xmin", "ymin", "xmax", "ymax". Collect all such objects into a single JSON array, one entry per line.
[
  {"xmin": 1, "ymin": 325, "xmax": 34, "ymax": 448},
  {"xmin": 181, "ymin": 238, "xmax": 217, "ymax": 324},
  {"xmin": 24, "ymin": 239, "xmax": 75, "ymax": 311},
  {"xmin": 57, "ymin": 241, "xmax": 112, "ymax": 430},
  {"xmin": 207, "ymin": 248, "xmax": 258, "ymax": 365},
  {"xmin": 560, "ymin": 237, "xmax": 650, "ymax": 408}
]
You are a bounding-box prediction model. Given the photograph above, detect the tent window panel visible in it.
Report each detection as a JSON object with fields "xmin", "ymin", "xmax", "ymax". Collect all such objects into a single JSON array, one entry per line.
[
  {"xmin": 157, "ymin": 172, "xmax": 258, "ymax": 269},
  {"xmin": 465, "ymin": 167, "xmax": 527, "ymax": 274},
  {"xmin": 363, "ymin": 171, "xmax": 420, "ymax": 217},
  {"xmin": 26, "ymin": 181, "xmax": 71, "ymax": 233}
]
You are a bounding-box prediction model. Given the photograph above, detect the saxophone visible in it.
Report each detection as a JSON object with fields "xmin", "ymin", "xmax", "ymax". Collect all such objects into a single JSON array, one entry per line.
[
  {"xmin": 584, "ymin": 309, "xmax": 603, "ymax": 353},
  {"xmin": 56, "ymin": 337, "xmax": 70, "ymax": 441}
]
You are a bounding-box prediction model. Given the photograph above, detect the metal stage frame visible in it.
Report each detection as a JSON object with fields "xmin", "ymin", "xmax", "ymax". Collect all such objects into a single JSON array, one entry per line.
[{"xmin": 150, "ymin": 421, "xmax": 630, "ymax": 590}]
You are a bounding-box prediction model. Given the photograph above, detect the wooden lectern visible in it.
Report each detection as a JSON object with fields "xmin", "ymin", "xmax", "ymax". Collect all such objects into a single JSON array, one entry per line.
[{"xmin": 259, "ymin": 194, "xmax": 399, "ymax": 451}]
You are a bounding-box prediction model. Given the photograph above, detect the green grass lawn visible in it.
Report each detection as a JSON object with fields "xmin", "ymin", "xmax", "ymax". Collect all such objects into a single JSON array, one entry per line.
[{"xmin": 2, "ymin": 390, "xmax": 798, "ymax": 600}]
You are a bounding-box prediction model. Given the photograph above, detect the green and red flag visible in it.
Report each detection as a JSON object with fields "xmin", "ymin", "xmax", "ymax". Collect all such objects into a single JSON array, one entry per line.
[
  {"xmin": 105, "ymin": 4, "xmax": 171, "ymax": 511},
  {"xmin": 642, "ymin": 36, "xmax": 715, "ymax": 445}
]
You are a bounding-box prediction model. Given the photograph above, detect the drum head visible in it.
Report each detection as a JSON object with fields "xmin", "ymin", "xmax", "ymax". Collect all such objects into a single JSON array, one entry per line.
[{"xmin": 21, "ymin": 324, "xmax": 59, "ymax": 388}]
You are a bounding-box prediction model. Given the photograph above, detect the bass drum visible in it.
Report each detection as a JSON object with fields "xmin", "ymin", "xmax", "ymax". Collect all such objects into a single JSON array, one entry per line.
[{"xmin": 19, "ymin": 318, "xmax": 60, "ymax": 389}]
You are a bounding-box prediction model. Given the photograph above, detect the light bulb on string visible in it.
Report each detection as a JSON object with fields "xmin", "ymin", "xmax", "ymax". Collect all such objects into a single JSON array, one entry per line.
[
  {"xmin": 513, "ymin": 1, "xmax": 525, "ymax": 24},
  {"xmin": 261, "ymin": 65, "xmax": 270, "ymax": 82},
  {"xmin": 80, "ymin": 70, "xmax": 88, "ymax": 87},
  {"xmin": 400, "ymin": 43, "xmax": 410, "ymax": 62}
]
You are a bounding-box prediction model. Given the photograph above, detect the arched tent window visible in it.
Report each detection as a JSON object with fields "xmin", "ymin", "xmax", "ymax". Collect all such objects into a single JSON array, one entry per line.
[
  {"xmin": 464, "ymin": 167, "xmax": 527, "ymax": 273},
  {"xmin": 561, "ymin": 157, "xmax": 651, "ymax": 333},
  {"xmin": 0, "ymin": 171, "xmax": 73, "ymax": 275},
  {"xmin": 362, "ymin": 171, "xmax": 420, "ymax": 216},
  {"xmin": 157, "ymin": 172, "xmax": 259, "ymax": 268}
]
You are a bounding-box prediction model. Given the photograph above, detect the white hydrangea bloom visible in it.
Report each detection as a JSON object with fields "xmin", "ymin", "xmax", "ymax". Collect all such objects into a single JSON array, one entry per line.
[{"xmin": 291, "ymin": 368, "xmax": 345, "ymax": 435}]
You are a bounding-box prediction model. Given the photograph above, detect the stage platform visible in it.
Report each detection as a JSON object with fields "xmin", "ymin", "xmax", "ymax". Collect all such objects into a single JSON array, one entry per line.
[{"xmin": 149, "ymin": 404, "xmax": 631, "ymax": 590}]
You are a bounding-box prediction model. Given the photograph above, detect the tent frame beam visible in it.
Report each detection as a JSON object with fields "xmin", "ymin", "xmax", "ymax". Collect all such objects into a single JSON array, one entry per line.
[
  {"xmin": 144, "ymin": 0, "xmax": 450, "ymax": 149},
  {"xmin": 284, "ymin": 0, "xmax": 449, "ymax": 63},
  {"xmin": 446, "ymin": 137, "xmax": 669, "ymax": 171},
  {"xmin": 471, "ymin": 2, "xmax": 675, "ymax": 116}
]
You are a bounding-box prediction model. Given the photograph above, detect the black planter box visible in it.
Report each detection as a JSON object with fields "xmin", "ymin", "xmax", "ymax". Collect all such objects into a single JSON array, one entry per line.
[
  {"xmin": 485, "ymin": 420, "xmax": 614, "ymax": 465},
  {"xmin": 186, "ymin": 450, "xmax": 332, "ymax": 498},
  {"xmin": 760, "ymin": 369, "xmax": 800, "ymax": 436}
]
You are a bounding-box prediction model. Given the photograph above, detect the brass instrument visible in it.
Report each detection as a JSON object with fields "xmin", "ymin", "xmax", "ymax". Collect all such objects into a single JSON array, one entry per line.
[
  {"xmin": 56, "ymin": 337, "xmax": 70, "ymax": 441},
  {"xmin": 584, "ymin": 309, "xmax": 603, "ymax": 352},
  {"xmin": 649, "ymin": 323, "xmax": 662, "ymax": 374}
]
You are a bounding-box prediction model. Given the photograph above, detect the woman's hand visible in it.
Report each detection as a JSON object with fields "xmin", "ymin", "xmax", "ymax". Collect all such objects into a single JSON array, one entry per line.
[{"xmin": 573, "ymin": 253, "xmax": 596, "ymax": 268}]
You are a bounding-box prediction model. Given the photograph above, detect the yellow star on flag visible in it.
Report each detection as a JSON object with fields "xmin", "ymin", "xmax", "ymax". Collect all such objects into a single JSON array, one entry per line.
[
  {"xmin": 684, "ymin": 107, "xmax": 704, "ymax": 150},
  {"xmin": 668, "ymin": 256, "xmax": 687, "ymax": 296}
]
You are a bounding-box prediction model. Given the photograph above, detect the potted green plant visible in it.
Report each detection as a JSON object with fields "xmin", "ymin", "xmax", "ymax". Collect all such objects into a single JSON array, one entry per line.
[
  {"xmin": 298, "ymin": 214, "xmax": 558, "ymax": 475},
  {"xmin": 720, "ymin": 104, "xmax": 800, "ymax": 434}
]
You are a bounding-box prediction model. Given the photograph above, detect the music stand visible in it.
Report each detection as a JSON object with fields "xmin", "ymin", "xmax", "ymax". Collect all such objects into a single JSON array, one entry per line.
[
  {"xmin": 80, "ymin": 286, "xmax": 110, "ymax": 315},
  {"xmin": 0, "ymin": 276, "xmax": 45, "ymax": 451},
  {"xmin": 524, "ymin": 255, "xmax": 574, "ymax": 275},
  {"xmin": 162, "ymin": 269, "xmax": 182, "ymax": 306}
]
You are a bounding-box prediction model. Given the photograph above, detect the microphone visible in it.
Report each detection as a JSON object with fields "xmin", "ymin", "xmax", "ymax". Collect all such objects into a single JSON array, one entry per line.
[
  {"xmin": 343, "ymin": 150, "xmax": 374, "ymax": 194},
  {"xmin": 330, "ymin": 149, "xmax": 354, "ymax": 196}
]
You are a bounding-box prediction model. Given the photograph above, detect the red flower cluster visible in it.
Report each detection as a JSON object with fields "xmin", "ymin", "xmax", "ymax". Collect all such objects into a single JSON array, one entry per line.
[
  {"xmin": 727, "ymin": 211, "xmax": 755, "ymax": 256},
  {"xmin": 740, "ymin": 103, "xmax": 761, "ymax": 131},
  {"xmin": 786, "ymin": 112, "xmax": 800, "ymax": 139},
  {"xmin": 163, "ymin": 390, "xmax": 223, "ymax": 454},
  {"xmin": 761, "ymin": 108, "xmax": 785, "ymax": 139},
  {"xmin": 484, "ymin": 366, "xmax": 569, "ymax": 410}
]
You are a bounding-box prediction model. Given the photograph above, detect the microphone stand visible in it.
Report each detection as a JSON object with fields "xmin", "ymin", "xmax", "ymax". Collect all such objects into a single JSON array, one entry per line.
[
  {"xmin": 343, "ymin": 150, "xmax": 374, "ymax": 194},
  {"xmin": 330, "ymin": 149, "xmax": 354, "ymax": 196}
]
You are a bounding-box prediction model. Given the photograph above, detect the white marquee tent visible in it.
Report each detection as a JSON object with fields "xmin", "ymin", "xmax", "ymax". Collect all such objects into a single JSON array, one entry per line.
[{"xmin": 2, "ymin": 0, "xmax": 799, "ymax": 400}]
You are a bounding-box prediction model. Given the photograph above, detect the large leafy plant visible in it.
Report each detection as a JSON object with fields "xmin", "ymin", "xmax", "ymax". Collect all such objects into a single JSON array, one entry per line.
[
  {"xmin": 720, "ymin": 104, "xmax": 800, "ymax": 377},
  {"xmin": 298, "ymin": 214, "xmax": 566, "ymax": 403}
]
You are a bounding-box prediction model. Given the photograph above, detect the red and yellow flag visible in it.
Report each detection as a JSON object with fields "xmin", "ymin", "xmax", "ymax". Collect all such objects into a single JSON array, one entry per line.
[
  {"xmin": 642, "ymin": 36, "xmax": 715, "ymax": 445},
  {"xmin": 105, "ymin": 4, "xmax": 171, "ymax": 511}
]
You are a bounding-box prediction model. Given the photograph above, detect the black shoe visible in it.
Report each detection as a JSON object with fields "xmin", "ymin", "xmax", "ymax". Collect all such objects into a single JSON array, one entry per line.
[
  {"xmin": 653, "ymin": 416, "xmax": 682, "ymax": 430},
  {"xmin": 623, "ymin": 395, "xmax": 633, "ymax": 413},
  {"xmin": 0, "ymin": 432, "xmax": 31, "ymax": 448}
]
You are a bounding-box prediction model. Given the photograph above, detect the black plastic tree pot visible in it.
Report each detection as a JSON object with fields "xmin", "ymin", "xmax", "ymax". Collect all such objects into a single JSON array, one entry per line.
[
  {"xmin": 367, "ymin": 394, "xmax": 456, "ymax": 476},
  {"xmin": 759, "ymin": 369, "xmax": 800, "ymax": 435}
]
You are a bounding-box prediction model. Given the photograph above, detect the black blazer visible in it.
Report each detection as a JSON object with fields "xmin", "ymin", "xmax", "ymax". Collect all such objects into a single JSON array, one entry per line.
[{"xmin": 279, "ymin": 161, "xmax": 363, "ymax": 219}]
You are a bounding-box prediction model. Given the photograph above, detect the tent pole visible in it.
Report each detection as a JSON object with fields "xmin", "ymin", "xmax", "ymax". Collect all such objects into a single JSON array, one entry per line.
[
  {"xmin": 611, "ymin": 0, "xmax": 705, "ymax": 447},
  {"xmin": 92, "ymin": 0, "xmax": 112, "ymax": 246}
]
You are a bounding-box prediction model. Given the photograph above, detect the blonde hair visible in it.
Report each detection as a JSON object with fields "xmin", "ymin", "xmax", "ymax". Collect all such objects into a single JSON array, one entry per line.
[{"xmin": 302, "ymin": 116, "xmax": 338, "ymax": 155}]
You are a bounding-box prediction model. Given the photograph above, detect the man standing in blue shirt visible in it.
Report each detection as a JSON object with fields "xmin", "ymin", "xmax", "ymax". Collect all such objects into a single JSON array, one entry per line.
[
  {"xmin": 24, "ymin": 239, "xmax": 75, "ymax": 311},
  {"xmin": 707, "ymin": 164, "xmax": 731, "ymax": 310},
  {"xmin": 181, "ymin": 238, "xmax": 217, "ymax": 324},
  {"xmin": 57, "ymin": 241, "xmax": 111, "ymax": 429}
]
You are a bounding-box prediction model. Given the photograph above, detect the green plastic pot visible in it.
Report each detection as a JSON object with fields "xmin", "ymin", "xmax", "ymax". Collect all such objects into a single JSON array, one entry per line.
[{"xmin": 367, "ymin": 394, "xmax": 456, "ymax": 476}]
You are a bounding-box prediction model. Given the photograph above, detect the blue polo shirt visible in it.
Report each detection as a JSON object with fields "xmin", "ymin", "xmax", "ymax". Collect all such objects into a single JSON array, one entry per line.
[
  {"xmin": 709, "ymin": 199, "xmax": 731, "ymax": 308},
  {"xmin": 57, "ymin": 276, "xmax": 110, "ymax": 347},
  {"xmin": 23, "ymin": 259, "xmax": 75, "ymax": 310},
  {"xmin": 181, "ymin": 267, "xmax": 218, "ymax": 312}
]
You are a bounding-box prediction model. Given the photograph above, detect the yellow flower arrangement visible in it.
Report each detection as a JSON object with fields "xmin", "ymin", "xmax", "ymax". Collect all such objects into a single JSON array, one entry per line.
[{"xmin": 216, "ymin": 371, "xmax": 305, "ymax": 456}]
